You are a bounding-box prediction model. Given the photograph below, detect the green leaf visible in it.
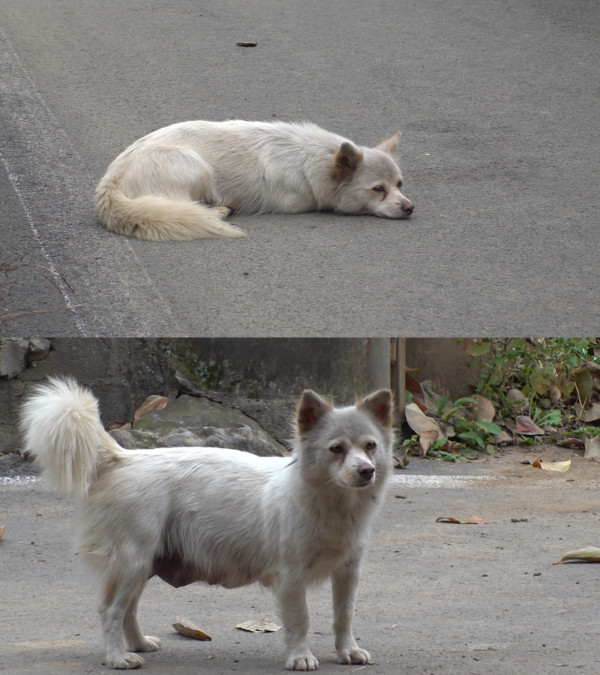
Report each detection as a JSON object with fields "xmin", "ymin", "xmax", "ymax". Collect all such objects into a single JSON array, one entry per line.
[
  {"xmin": 467, "ymin": 342, "xmax": 491, "ymax": 356},
  {"xmin": 475, "ymin": 420, "xmax": 503, "ymax": 435}
]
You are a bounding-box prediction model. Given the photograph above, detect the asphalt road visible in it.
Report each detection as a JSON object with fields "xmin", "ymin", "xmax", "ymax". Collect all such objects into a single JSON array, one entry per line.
[
  {"xmin": 0, "ymin": 0, "xmax": 598, "ymax": 336},
  {"xmin": 3, "ymin": 451, "xmax": 600, "ymax": 674}
]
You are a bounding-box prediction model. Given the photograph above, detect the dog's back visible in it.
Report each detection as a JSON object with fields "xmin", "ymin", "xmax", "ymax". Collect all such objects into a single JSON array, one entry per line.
[{"xmin": 95, "ymin": 119, "xmax": 413, "ymax": 241}]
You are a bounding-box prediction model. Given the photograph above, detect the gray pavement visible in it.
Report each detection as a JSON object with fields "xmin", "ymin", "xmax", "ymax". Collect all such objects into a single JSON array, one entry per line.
[
  {"xmin": 2, "ymin": 451, "xmax": 600, "ymax": 674},
  {"xmin": 0, "ymin": 0, "xmax": 598, "ymax": 336}
]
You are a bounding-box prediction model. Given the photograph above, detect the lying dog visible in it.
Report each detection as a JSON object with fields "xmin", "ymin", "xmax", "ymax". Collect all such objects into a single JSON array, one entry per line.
[
  {"xmin": 21, "ymin": 378, "xmax": 393, "ymax": 670},
  {"xmin": 95, "ymin": 120, "xmax": 414, "ymax": 240}
]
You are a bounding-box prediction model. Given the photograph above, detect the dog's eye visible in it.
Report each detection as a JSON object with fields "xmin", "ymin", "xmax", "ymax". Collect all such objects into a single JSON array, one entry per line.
[
  {"xmin": 365, "ymin": 441, "xmax": 377, "ymax": 452},
  {"xmin": 372, "ymin": 185, "xmax": 385, "ymax": 193},
  {"xmin": 397, "ymin": 180, "xmax": 403, "ymax": 189},
  {"xmin": 329, "ymin": 444, "xmax": 344, "ymax": 454}
]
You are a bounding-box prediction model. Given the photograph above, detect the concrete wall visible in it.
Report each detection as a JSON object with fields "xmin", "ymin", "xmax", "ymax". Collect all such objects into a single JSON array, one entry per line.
[
  {"xmin": 406, "ymin": 338, "xmax": 476, "ymax": 399},
  {"xmin": 0, "ymin": 338, "xmax": 373, "ymax": 452}
]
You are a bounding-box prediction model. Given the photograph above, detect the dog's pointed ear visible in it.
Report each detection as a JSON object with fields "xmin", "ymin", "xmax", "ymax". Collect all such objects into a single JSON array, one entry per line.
[
  {"xmin": 359, "ymin": 389, "xmax": 393, "ymax": 429},
  {"xmin": 333, "ymin": 142, "xmax": 363, "ymax": 179},
  {"xmin": 297, "ymin": 390, "xmax": 332, "ymax": 435},
  {"xmin": 376, "ymin": 132, "xmax": 401, "ymax": 159}
]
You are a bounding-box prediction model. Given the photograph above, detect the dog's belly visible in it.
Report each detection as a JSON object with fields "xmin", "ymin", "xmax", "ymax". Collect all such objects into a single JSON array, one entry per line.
[{"xmin": 152, "ymin": 551, "xmax": 256, "ymax": 589}]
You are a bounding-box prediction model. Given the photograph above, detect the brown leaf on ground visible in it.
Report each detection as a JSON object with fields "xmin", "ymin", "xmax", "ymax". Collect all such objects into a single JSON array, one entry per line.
[
  {"xmin": 573, "ymin": 367, "xmax": 594, "ymax": 405},
  {"xmin": 530, "ymin": 458, "xmax": 571, "ymax": 472},
  {"xmin": 173, "ymin": 617, "xmax": 212, "ymax": 641},
  {"xmin": 134, "ymin": 395, "xmax": 169, "ymax": 422},
  {"xmin": 105, "ymin": 421, "xmax": 129, "ymax": 431},
  {"xmin": 405, "ymin": 373, "xmax": 427, "ymax": 412},
  {"xmin": 557, "ymin": 438, "xmax": 585, "ymax": 449},
  {"xmin": 549, "ymin": 383, "xmax": 562, "ymax": 404},
  {"xmin": 0, "ymin": 525, "xmax": 5, "ymax": 540},
  {"xmin": 236, "ymin": 619, "xmax": 281, "ymax": 633},
  {"xmin": 474, "ymin": 394, "xmax": 495, "ymax": 422},
  {"xmin": 493, "ymin": 430, "xmax": 513, "ymax": 445},
  {"xmin": 583, "ymin": 401, "xmax": 600, "ymax": 423},
  {"xmin": 514, "ymin": 415, "xmax": 544, "ymax": 436},
  {"xmin": 553, "ymin": 547, "xmax": 600, "ymax": 565},
  {"xmin": 405, "ymin": 403, "xmax": 445, "ymax": 456},
  {"xmin": 436, "ymin": 515, "xmax": 497, "ymax": 525}
]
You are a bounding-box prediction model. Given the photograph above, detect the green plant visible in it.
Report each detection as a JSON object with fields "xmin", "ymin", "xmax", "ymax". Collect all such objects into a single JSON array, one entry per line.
[{"xmin": 465, "ymin": 338, "xmax": 599, "ymax": 418}]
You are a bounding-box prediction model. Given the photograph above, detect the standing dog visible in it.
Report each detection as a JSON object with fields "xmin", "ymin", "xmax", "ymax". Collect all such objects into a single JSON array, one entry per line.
[
  {"xmin": 21, "ymin": 378, "xmax": 393, "ymax": 670},
  {"xmin": 95, "ymin": 120, "xmax": 414, "ymax": 240}
]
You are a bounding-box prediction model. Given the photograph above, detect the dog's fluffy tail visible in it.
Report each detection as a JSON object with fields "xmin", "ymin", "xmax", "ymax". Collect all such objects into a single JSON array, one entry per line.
[
  {"xmin": 20, "ymin": 377, "xmax": 113, "ymax": 498},
  {"xmin": 95, "ymin": 178, "xmax": 246, "ymax": 241}
]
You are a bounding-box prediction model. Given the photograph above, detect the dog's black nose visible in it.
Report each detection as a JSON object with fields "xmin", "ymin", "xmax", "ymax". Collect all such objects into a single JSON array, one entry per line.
[
  {"xmin": 358, "ymin": 464, "xmax": 375, "ymax": 480},
  {"xmin": 402, "ymin": 202, "xmax": 414, "ymax": 215}
]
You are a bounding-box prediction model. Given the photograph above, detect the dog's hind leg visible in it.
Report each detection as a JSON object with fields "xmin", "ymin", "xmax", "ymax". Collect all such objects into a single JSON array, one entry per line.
[
  {"xmin": 331, "ymin": 557, "xmax": 371, "ymax": 666},
  {"xmin": 123, "ymin": 581, "xmax": 161, "ymax": 654},
  {"xmin": 99, "ymin": 570, "xmax": 151, "ymax": 669},
  {"xmin": 275, "ymin": 578, "xmax": 319, "ymax": 671}
]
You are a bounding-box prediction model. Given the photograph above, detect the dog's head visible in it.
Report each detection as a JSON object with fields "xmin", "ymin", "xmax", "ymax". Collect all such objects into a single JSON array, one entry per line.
[
  {"xmin": 332, "ymin": 132, "xmax": 414, "ymax": 219},
  {"xmin": 294, "ymin": 389, "xmax": 394, "ymax": 491}
]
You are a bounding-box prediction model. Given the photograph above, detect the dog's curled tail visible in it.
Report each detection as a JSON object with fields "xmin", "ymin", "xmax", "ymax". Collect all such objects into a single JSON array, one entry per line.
[
  {"xmin": 95, "ymin": 177, "xmax": 246, "ymax": 241},
  {"xmin": 20, "ymin": 377, "xmax": 111, "ymax": 499}
]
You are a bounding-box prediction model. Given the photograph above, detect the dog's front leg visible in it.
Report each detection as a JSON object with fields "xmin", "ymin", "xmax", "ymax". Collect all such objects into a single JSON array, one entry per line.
[
  {"xmin": 275, "ymin": 578, "xmax": 319, "ymax": 671},
  {"xmin": 332, "ymin": 558, "xmax": 372, "ymax": 666}
]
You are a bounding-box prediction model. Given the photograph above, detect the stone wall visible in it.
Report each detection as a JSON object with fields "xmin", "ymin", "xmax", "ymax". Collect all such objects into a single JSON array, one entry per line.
[{"xmin": 0, "ymin": 338, "xmax": 372, "ymax": 453}]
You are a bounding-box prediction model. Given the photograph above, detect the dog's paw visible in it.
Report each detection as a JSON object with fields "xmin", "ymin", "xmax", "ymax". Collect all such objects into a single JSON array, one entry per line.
[
  {"xmin": 106, "ymin": 650, "xmax": 145, "ymax": 669},
  {"xmin": 285, "ymin": 652, "xmax": 319, "ymax": 671},
  {"xmin": 337, "ymin": 646, "xmax": 372, "ymax": 665},
  {"xmin": 131, "ymin": 635, "xmax": 161, "ymax": 653}
]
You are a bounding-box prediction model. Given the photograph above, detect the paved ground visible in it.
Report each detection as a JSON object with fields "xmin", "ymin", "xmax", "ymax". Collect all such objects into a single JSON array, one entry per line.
[
  {"xmin": 1, "ymin": 0, "xmax": 598, "ymax": 336},
  {"xmin": 2, "ymin": 449, "xmax": 600, "ymax": 674}
]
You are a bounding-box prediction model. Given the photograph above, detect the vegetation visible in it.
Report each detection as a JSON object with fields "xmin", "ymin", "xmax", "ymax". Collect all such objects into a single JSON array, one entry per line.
[{"xmin": 401, "ymin": 338, "xmax": 600, "ymax": 462}]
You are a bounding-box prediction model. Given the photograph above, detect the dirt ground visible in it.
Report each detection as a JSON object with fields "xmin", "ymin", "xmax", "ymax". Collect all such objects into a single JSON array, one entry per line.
[{"xmin": 2, "ymin": 447, "xmax": 600, "ymax": 674}]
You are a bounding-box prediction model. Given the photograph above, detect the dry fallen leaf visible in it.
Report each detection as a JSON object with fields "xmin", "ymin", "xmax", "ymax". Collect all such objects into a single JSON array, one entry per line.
[
  {"xmin": 436, "ymin": 515, "xmax": 497, "ymax": 525},
  {"xmin": 134, "ymin": 395, "xmax": 169, "ymax": 422},
  {"xmin": 573, "ymin": 367, "xmax": 594, "ymax": 405},
  {"xmin": 236, "ymin": 619, "xmax": 281, "ymax": 633},
  {"xmin": 584, "ymin": 434, "xmax": 600, "ymax": 459},
  {"xmin": 557, "ymin": 438, "xmax": 585, "ymax": 450},
  {"xmin": 493, "ymin": 430, "xmax": 513, "ymax": 445},
  {"xmin": 553, "ymin": 546, "xmax": 600, "ymax": 565},
  {"xmin": 404, "ymin": 403, "xmax": 445, "ymax": 456},
  {"xmin": 173, "ymin": 617, "xmax": 212, "ymax": 641},
  {"xmin": 530, "ymin": 458, "xmax": 571, "ymax": 472},
  {"xmin": 0, "ymin": 525, "xmax": 5, "ymax": 540},
  {"xmin": 514, "ymin": 415, "xmax": 544, "ymax": 436},
  {"xmin": 583, "ymin": 402, "xmax": 600, "ymax": 424},
  {"xmin": 507, "ymin": 388, "xmax": 527, "ymax": 404},
  {"xmin": 474, "ymin": 394, "xmax": 495, "ymax": 423},
  {"xmin": 549, "ymin": 383, "xmax": 562, "ymax": 404}
]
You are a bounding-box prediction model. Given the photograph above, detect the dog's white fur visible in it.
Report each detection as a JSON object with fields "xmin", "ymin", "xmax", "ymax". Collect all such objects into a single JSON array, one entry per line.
[
  {"xmin": 21, "ymin": 377, "xmax": 394, "ymax": 670},
  {"xmin": 95, "ymin": 120, "xmax": 414, "ymax": 240}
]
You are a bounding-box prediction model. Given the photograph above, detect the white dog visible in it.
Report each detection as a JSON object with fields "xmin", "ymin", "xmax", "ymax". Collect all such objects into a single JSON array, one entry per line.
[
  {"xmin": 95, "ymin": 120, "xmax": 414, "ymax": 240},
  {"xmin": 21, "ymin": 378, "xmax": 393, "ymax": 670}
]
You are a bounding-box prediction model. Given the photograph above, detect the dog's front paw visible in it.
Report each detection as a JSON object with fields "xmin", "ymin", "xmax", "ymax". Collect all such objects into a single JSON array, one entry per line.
[
  {"xmin": 337, "ymin": 646, "xmax": 372, "ymax": 665},
  {"xmin": 285, "ymin": 652, "xmax": 319, "ymax": 671},
  {"xmin": 130, "ymin": 635, "xmax": 161, "ymax": 653},
  {"xmin": 106, "ymin": 650, "xmax": 145, "ymax": 669}
]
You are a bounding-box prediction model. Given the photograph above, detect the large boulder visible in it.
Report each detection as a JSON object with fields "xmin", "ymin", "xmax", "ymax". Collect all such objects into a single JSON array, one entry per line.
[{"xmin": 109, "ymin": 395, "xmax": 286, "ymax": 457}]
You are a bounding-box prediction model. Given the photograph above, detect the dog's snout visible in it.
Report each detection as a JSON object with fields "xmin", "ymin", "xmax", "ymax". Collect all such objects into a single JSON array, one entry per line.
[
  {"xmin": 358, "ymin": 463, "xmax": 375, "ymax": 481},
  {"xmin": 401, "ymin": 200, "xmax": 414, "ymax": 215}
]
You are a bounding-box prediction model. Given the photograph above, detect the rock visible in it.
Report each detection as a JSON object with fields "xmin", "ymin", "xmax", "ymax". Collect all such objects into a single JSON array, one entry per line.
[
  {"xmin": 109, "ymin": 395, "xmax": 286, "ymax": 456},
  {"xmin": 0, "ymin": 339, "xmax": 30, "ymax": 378},
  {"xmin": 26, "ymin": 338, "xmax": 52, "ymax": 364}
]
